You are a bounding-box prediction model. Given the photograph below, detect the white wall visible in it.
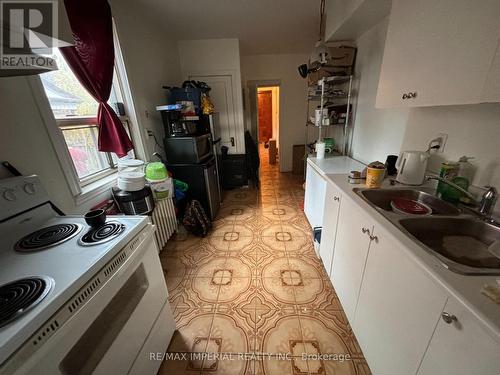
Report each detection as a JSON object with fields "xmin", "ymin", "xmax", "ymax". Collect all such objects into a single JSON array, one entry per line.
[
  {"xmin": 177, "ymin": 39, "xmax": 245, "ymax": 154},
  {"xmin": 241, "ymin": 53, "xmax": 309, "ymax": 171},
  {"xmin": 111, "ymin": 0, "xmax": 182, "ymax": 160},
  {"xmin": 325, "ymin": 0, "xmax": 364, "ymax": 39},
  {"xmin": 178, "ymin": 39, "xmax": 242, "ymax": 75},
  {"xmin": 325, "ymin": 0, "xmax": 391, "ymax": 41},
  {"xmin": 350, "ymin": 17, "xmax": 409, "ymax": 164},
  {"xmin": 351, "ymin": 18, "xmax": 500, "ymax": 194},
  {"xmin": 0, "ymin": 2, "xmax": 181, "ymax": 214},
  {"xmin": 400, "ymin": 104, "xmax": 500, "ymax": 189}
]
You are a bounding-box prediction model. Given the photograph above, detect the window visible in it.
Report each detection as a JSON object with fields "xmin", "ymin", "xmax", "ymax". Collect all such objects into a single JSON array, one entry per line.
[{"xmin": 40, "ymin": 48, "xmax": 132, "ymax": 186}]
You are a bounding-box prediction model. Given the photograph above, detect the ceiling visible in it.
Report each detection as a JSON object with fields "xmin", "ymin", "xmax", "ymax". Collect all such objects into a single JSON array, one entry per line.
[{"xmin": 134, "ymin": 0, "xmax": 321, "ymax": 55}]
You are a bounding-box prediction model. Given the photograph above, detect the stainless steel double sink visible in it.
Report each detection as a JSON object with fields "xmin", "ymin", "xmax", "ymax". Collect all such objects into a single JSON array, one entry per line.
[{"xmin": 354, "ymin": 187, "xmax": 500, "ymax": 275}]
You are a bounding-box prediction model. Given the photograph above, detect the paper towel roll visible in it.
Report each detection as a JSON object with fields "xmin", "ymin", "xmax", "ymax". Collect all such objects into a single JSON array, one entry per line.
[{"xmin": 316, "ymin": 141, "xmax": 326, "ymax": 159}]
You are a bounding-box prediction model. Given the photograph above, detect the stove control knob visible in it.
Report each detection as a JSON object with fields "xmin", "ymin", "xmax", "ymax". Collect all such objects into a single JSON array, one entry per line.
[
  {"xmin": 23, "ymin": 183, "xmax": 36, "ymax": 195},
  {"xmin": 3, "ymin": 188, "xmax": 16, "ymax": 201}
]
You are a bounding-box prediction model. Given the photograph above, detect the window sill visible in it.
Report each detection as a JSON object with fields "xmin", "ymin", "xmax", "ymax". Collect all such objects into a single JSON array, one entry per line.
[{"xmin": 74, "ymin": 173, "xmax": 117, "ymax": 206}]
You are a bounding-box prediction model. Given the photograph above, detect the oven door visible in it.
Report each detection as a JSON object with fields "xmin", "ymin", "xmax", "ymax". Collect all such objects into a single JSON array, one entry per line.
[{"xmin": 15, "ymin": 229, "xmax": 174, "ymax": 375}]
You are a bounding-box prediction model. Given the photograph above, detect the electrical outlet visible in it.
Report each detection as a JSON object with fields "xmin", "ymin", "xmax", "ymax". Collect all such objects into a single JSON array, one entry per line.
[{"xmin": 434, "ymin": 133, "xmax": 448, "ymax": 153}]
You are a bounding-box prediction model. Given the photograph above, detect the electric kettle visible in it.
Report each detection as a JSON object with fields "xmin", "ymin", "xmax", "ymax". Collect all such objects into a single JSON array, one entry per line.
[{"xmin": 395, "ymin": 151, "xmax": 430, "ymax": 185}]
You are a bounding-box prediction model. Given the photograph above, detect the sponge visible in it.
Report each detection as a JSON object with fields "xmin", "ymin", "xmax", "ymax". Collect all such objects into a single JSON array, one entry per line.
[{"xmin": 481, "ymin": 280, "xmax": 500, "ymax": 304}]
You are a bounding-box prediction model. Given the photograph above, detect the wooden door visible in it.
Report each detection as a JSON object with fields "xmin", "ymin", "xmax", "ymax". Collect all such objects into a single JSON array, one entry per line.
[
  {"xmin": 189, "ymin": 75, "xmax": 237, "ymax": 153},
  {"xmin": 257, "ymin": 90, "xmax": 272, "ymax": 143}
]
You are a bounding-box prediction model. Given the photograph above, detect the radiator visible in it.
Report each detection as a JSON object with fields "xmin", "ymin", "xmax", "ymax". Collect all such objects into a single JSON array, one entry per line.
[{"xmin": 151, "ymin": 198, "xmax": 177, "ymax": 252}]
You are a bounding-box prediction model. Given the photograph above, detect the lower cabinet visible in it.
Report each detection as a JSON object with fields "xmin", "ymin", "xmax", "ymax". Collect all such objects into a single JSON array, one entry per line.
[
  {"xmin": 329, "ymin": 192, "xmax": 500, "ymax": 375},
  {"xmin": 353, "ymin": 224, "xmax": 447, "ymax": 375},
  {"xmin": 417, "ymin": 298, "xmax": 500, "ymax": 375},
  {"xmin": 318, "ymin": 182, "xmax": 342, "ymax": 277},
  {"xmin": 331, "ymin": 197, "xmax": 373, "ymax": 322}
]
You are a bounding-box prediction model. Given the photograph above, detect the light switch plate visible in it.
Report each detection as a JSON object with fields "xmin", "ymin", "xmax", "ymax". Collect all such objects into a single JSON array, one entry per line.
[{"xmin": 435, "ymin": 133, "xmax": 448, "ymax": 153}]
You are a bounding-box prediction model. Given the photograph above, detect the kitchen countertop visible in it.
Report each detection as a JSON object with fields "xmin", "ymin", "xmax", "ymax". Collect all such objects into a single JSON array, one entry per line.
[
  {"xmin": 324, "ymin": 173, "xmax": 500, "ymax": 344},
  {"xmin": 307, "ymin": 155, "xmax": 366, "ymax": 176}
]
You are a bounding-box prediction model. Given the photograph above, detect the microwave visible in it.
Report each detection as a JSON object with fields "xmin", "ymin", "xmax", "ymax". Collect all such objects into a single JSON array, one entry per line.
[{"xmin": 163, "ymin": 134, "xmax": 212, "ymax": 164}]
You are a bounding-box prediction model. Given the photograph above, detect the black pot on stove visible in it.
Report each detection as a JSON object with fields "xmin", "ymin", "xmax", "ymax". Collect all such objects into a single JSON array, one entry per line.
[{"xmin": 112, "ymin": 186, "xmax": 155, "ymax": 215}]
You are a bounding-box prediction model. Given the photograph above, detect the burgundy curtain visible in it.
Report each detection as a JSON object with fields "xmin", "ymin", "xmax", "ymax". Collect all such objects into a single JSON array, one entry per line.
[{"xmin": 61, "ymin": 0, "xmax": 133, "ymax": 157}]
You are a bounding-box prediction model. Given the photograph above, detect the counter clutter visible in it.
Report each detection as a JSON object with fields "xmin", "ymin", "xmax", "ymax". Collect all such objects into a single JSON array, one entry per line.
[{"xmin": 305, "ymin": 156, "xmax": 500, "ymax": 375}]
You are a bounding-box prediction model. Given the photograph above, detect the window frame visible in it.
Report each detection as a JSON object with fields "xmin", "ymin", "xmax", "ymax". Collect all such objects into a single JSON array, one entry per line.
[
  {"xmin": 55, "ymin": 115, "xmax": 132, "ymax": 187},
  {"xmin": 27, "ymin": 21, "xmax": 146, "ymax": 205},
  {"xmin": 41, "ymin": 56, "xmax": 132, "ymax": 186}
]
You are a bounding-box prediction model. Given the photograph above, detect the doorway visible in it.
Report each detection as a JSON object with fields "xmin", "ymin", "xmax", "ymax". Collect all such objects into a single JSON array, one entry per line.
[{"xmin": 256, "ymin": 86, "xmax": 280, "ymax": 167}]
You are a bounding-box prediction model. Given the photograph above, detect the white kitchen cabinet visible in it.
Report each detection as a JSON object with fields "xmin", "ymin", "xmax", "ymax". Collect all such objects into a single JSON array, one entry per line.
[
  {"xmin": 304, "ymin": 162, "xmax": 327, "ymax": 229},
  {"xmin": 354, "ymin": 224, "xmax": 448, "ymax": 375},
  {"xmin": 417, "ymin": 297, "xmax": 500, "ymax": 375},
  {"xmin": 330, "ymin": 198, "xmax": 373, "ymax": 323},
  {"xmin": 318, "ymin": 182, "xmax": 342, "ymax": 277},
  {"xmin": 376, "ymin": 0, "xmax": 500, "ymax": 108}
]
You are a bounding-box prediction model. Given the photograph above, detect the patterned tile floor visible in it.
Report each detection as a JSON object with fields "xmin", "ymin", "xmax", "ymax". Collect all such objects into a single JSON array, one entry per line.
[{"xmin": 158, "ymin": 149, "xmax": 371, "ymax": 375}]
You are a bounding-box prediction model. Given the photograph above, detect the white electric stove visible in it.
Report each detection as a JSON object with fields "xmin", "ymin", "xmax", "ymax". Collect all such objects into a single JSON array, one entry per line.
[{"xmin": 0, "ymin": 175, "xmax": 175, "ymax": 374}]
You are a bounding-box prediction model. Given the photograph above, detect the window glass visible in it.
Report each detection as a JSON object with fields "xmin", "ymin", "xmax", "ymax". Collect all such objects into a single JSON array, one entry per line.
[
  {"xmin": 39, "ymin": 43, "xmax": 133, "ymax": 187},
  {"xmin": 61, "ymin": 125, "xmax": 111, "ymax": 178},
  {"xmin": 40, "ymin": 49, "xmax": 99, "ymax": 118}
]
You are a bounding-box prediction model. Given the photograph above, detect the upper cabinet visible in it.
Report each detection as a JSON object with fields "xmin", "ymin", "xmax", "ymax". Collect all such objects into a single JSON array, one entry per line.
[{"xmin": 376, "ymin": 0, "xmax": 500, "ymax": 108}]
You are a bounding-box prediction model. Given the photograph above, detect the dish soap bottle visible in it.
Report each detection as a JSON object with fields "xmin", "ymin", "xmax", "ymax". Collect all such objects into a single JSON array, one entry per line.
[
  {"xmin": 457, "ymin": 156, "xmax": 475, "ymax": 183},
  {"xmin": 442, "ymin": 156, "xmax": 475, "ymax": 204}
]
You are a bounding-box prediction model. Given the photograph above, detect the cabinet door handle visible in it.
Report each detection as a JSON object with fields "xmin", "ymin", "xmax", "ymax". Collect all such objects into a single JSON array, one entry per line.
[
  {"xmin": 369, "ymin": 234, "xmax": 378, "ymax": 243},
  {"xmin": 441, "ymin": 312, "xmax": 457, "ymax": 324},
  {"xmin": 402, "ymin": 92, "xmax": 417, "ymax": 100},
  {"xmin": 361, "ymin": 227, "xmax": 370, "ymax": 235},
  {"xmin": 333, "ymin": 196, "xmax": 340, "ymax": 202}
]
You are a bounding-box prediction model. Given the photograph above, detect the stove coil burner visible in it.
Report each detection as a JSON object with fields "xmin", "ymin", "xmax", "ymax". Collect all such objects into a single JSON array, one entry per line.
[
  {"xmin": 14, "ymin": 224, "xmax": 82, "ymax": 252},
  {"xmin": 0, "ymin": 276, "xmax": 54, "ymax": 328},
  {"xmin": 79, "ymin": 221, "xmax": 126, "ymax": 246}
]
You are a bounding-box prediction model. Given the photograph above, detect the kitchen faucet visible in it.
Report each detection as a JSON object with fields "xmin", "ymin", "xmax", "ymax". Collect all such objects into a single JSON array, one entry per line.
[{"xmin": 425, "ymin": 174, "xmax": 498, "ymax": 219}]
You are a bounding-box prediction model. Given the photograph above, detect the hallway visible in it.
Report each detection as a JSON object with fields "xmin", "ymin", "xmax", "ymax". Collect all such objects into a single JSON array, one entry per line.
[{"xmin": 159, "ymin": 160, "xmax": 370, "ymax": 374}]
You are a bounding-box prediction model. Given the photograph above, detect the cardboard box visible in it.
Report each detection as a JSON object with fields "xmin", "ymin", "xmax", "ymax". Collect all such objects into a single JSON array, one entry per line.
[
  {"xmin": 307, "ymin": 46, "xmax": 356, "ymax": 86},
  {"xmin": 292, "ymin": 144, "xmax": 305, "ymax": 175},
  {"xmin": 328, "ymin": 46, "xmax": 356, "ymax": 67}
]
